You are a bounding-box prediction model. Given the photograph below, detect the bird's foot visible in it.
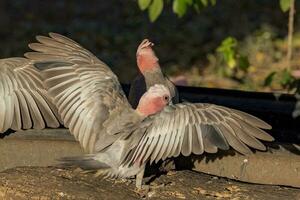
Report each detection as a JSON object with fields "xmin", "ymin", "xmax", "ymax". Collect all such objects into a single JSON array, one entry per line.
[
  {"xmin": 134, "ymin": 184, "xmax": 166, "ymax": 197},
  {"xmin": 134, "ymin": 185, "xmax": 150, "ymax": 197}
]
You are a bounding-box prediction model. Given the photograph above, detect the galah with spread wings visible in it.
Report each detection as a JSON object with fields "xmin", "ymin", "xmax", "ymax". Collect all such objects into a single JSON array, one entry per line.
[{"xmin": 25, "ymin": 33, "xmax": 273, "ymax": 189}]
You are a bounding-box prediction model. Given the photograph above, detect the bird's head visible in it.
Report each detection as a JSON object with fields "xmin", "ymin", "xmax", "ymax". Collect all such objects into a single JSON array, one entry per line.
[
  {"xmin": 136, "ymin": 39, "xmax": 159, "ymax": 74},
  {"xmin": 136, "ymin": 84, "xmax": 171, "ymax": 117}
]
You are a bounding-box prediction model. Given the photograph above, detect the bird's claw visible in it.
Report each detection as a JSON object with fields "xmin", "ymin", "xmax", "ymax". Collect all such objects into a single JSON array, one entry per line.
[{"xmin": 134, "ymin": 185, "xmax": 150, "ymax": 197}]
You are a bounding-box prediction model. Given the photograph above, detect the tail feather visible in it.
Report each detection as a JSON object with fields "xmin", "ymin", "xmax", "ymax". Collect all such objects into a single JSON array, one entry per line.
[{"xmin": 57, "ymin": 155, "xmax": 110, "ymax": 170}]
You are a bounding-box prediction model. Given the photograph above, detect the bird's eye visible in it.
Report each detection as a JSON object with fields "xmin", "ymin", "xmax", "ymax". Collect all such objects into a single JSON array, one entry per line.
[{"xmin": 163, "ymin": 96, "xmax": 169, "ymax": 101}]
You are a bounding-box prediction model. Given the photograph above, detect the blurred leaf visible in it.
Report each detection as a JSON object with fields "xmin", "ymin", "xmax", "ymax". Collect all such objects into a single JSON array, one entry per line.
[
  {"xmin": 173, "ymin": 0, "xmax": 187, "ymax": 17},
  {"xmin": 140, "ymin": 0, "xmax": 217, "ymax": 20},
  {"xmin": 217, "ymin": 37, "xmax": 238, "ymax": 69},
  {"xmin": 200, "ymin": 0, "xmax": 208, "ymax": 6},
  {"xmin": 138, "ymin": 0, "xmax": 152, "ymax": 10},
  {"xmin": 238, "ymin": 55, "xmax": 250, "ymax": 71},
  {"xmin": 210, "ymin": 0, "xmax": 217, "ymax": 6},
  {"xmin": 227, "ymin": 55, "xmax": 236, "ymax": 69},
  {"xmin": 217, "ymin": 37, "xmax": 237, "ymax": 52},
  {"xmin": 186, "ymin": 0, "xmax": 193, "ymax": 5},
  {"xmin": 279, "ymin": 0, "xmax": 291, "ymax": 12},
  {"xmin": 149, "ymin": 0, "xmax": 163, "ymax": 22},
  {"xmin": 264, "ymin": 71, "xmax": 277, "ymax": 86},
  {"xmin": 193, "ymin": 2, "xmax": 202, "ymax": 13},
  {"xmin": 280, "ymin": 68, "xmax": 293, "ymax": 86}
]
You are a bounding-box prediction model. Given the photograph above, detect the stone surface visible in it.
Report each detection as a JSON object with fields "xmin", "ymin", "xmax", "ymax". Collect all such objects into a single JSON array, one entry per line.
[
  {"xmin": 0, "ymin": 167, "xmax": 299, "ymax": 200},
  {"xmin": 175, "ymin": 144, "xmax": 300, "ymax": 188},
  {"xmin": 0, "ymin": 129, "xmax": 83, "ymax": 172},
  {"xmin": 1, "ymin": 129, "xmax": 300, "ymax": 189}
]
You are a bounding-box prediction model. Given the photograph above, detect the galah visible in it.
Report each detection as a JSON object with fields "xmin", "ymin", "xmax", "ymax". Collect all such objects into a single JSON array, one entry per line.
[
  {"xmin": 0, "ymin": 57, "xmax": 60, "ymax": 133},
  {"xmin": 25, "ymin": 33, "xmax": 273, "ymax": 189},
  {"xmin": 128, "ymin": 39, "xmax": 179, "ymax": 108}
]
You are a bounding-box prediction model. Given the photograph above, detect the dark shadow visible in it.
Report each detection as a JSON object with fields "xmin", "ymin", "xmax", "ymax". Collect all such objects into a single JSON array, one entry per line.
[
  {"xmin": 173, "ymin": 142, "xmax": 300, "ymax": 172},
  {"xmin": 174, "ymin": 150, "xmax": 236, "ymax": 171},
  {"xmin": 271, "ymin": 143, "xmax": 300, "ymax": 155},
  {"xmin": 0, "ymin": 129, "xmax": 15, "ymax": 139}
]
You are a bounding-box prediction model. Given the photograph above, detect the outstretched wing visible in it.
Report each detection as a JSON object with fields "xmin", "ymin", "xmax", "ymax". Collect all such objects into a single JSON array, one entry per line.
[
  {"xmin": 0, "ymin": 58, "xmax": 60, "ymax": 133},
  {"xmin": 125, "ymin": 102, "xmax": 273, "ymax": 165},
  {"xmin": 25, "ymin": 33, "xmax": 133, "ymax": 153}
]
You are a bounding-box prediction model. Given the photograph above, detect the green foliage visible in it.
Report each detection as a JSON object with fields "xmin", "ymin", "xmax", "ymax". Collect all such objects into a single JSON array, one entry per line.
[
  {"xmin": 149, "ymin": 0, "xmax": 164, "ymax": 22},
  {"xmin": 136, "ymin": 0, "xmax": 299, "ymax": 94},
  {"xmin": 238, "ymin": 56, "xmax": 250, "ymax": 71},
  {"xmin": 138, "ymin": 0, "xmax": 217, "ymax": 22},
  {"xmin": 280, "ymin": 68, "xmax": 294, "ymax": 87},
  {"xmin": 199, "ymin": 0, "xmax": 207, "ymax": 6},
  {"xmin": 138, "ymin": 0, "xmax": 152, "ymax": 10},
  {"xmin": 210, "ymin": 0, "xmax": 216, "ymax": 6},
  {"xmin": 216, "ymin": 37, "xmax": 250, "ymax": 75},
  {"xmin": 138, "ymin": 0, "xmax": 164, "ymax": 22},
  {"xmin": 263, "ymin": 71, "xmax": 277, "ymax": 87},
  {"xmin": 173, "ymin": 0, "xmax": 191, "ymax": 17},
  {"xmin": 279, "ymin": 0, "xmax": 292, "ymax": 12},
  {"xmin": 213, "ymin": 37, "xmax": 251, "ymax": 83},
  {"xmin": 264, "ymin": 69, "xmax": 298, "ymax": 91},
  {"xmin": 217, "ymin": 37, "xmax": 237, "ymax": 69}
]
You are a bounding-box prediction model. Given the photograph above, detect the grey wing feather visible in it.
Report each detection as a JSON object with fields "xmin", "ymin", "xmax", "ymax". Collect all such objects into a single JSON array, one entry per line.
[
  {"xmin": 0, "ymin": 58, "xmax": 60, "ymax": 133},
  {"xmin": 25, "ymin": 33, "xmax": 134, "ymax": 154},
  {"xmin": 124, "ymin": 102, "xmax": 273, "ymax": 166}
]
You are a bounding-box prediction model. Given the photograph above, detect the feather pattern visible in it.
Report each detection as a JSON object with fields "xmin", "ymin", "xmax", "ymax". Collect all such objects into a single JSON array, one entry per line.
[
  {"xmin": 0, "ymin": 57, "xmax": 60, "ymax": 133},
  {"xmin": 124, "ymin": 102, "xmax": 273, "ymax": 166},
  {"xmin": 25, "ymin": 33, "xmax": 137, "ymax": 153}
]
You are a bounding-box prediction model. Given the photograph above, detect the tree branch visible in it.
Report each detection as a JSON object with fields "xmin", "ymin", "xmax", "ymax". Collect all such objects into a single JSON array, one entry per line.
[{"xmin": 287, "ymin": 0, "xmax": 295, "ymax": 70}]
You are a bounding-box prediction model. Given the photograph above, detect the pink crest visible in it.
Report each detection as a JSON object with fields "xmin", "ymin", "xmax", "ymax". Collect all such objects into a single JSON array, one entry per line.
[{"xmin": 136, "ymin": 39, "xmax": 160, "ymax": 73}]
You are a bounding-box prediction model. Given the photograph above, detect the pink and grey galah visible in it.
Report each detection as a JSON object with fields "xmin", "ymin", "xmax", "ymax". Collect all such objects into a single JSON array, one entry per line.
[{"xmin": 11, "ymin": 33, "xmax": 273, "ymax": 189}]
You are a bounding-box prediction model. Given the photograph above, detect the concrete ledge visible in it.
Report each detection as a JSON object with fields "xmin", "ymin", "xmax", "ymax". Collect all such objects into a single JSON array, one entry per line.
[
  {"xmin": 0, "ymin": 129, "xmax": 83, "ymax": 172},
  {"xmin": 175, "ymin": 145, "xmax": 300, "ymax": 188},
  {"xmin": 1, "ymin": 129, "xmax": 300, "ymax": 188}
]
